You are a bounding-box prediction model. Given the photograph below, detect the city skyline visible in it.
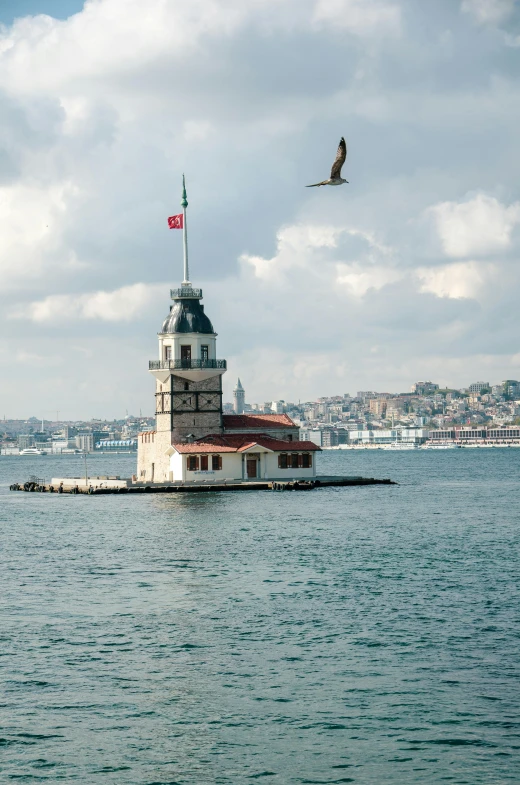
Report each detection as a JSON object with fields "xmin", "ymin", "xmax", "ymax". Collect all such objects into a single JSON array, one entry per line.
[{"xmin": 1, "ymin": 1, "xmax": 520, "ymax": 418}]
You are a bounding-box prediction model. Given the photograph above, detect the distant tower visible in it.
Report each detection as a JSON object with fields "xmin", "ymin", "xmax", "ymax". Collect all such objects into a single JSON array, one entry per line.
[{"xmin": 233, "ymin": 378, "xmax": 245, "ymax": 414}]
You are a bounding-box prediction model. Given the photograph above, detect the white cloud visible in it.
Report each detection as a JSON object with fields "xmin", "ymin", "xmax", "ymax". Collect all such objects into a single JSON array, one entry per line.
[
  {"xmin": 13, "ymin": 282, "xmax": 163, "ymax": 323},
  {"xmin": 427, "ymin": 193, "xmax": 520, "ymax": 258},
  {"xmin": 336, "ymin": 263, "xmax": 403, "ymax": 296},
  {"xmin": 241, "ymin": 224, "xmax": 345, "ymax": 281},
  {"xmin": 461, "ymin": 0, "xmax": 515, "ymax": 25},
  {"xmin": 0, "ymin": 0, "xmax": 400, "ymax": 96},
  {"xmin": 0, "ymin": 181, "xmax": 83, "ymax": 285},
  {"xmin": 241, "ymin": 224, "xmax": 394, "ymax": 284},
  {"xmin": 416, "ymin": 261, "xmax": 496, "ymax": 300},
  {"xmin": 312, "ymin": 0, "xmax": 401, "ymax": 34}
]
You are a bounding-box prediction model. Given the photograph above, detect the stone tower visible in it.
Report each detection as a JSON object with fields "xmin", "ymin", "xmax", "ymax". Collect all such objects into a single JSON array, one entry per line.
[
  {"xmin": 233, "ymin": 378, "xmax": 245, "ymax": 414},
  {"xmin": 137, "ymin": 178, "xmax": 226, "ymax": 482}
]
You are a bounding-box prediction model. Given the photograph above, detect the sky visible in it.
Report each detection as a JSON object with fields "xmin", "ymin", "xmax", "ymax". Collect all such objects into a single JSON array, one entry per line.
[{"xmin": 1, "ymin": 0, "xmax": 520, "ymax": 419}]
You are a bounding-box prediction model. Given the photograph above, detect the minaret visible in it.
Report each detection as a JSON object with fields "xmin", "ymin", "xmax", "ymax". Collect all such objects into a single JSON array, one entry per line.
[
  {"xmin": 233, "ymin": 378, "xmax": 245, "ymax": 414},
  {"xmin": 138, "ymin": 178, "xmax": 226, "ymax": 482}
]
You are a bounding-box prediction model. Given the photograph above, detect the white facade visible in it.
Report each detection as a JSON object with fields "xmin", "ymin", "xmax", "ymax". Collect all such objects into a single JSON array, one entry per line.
[
  {"xmin": 348, "ymin": 428, "xmax": 429, "ymax": 445},
  {"xmin": 165, "ymin": 447, "xmax": 317, "ymax": 483}
]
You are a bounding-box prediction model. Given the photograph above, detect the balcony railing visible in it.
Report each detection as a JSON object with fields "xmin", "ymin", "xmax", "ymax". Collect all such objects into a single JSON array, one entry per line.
[
  {"xmin": 149, "ymin": 359, "xmax": 227, "ymax": 371},
  {"xmin": 170, "ymin": 287, "xmax": 203, "ymax": 299}
]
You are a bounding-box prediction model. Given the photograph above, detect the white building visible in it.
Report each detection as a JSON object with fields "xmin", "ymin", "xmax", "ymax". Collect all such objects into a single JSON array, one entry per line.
[
  {"xmin": 347, "ymin": 428, "xmax": 429, "ymax": 445},
  {"xmin": 137, "ymin": 179, "xmax": 321, "ymax": 484}
]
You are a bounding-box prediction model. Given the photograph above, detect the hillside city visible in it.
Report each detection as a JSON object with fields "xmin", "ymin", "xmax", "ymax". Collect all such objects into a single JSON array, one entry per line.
[{"xmin": 2, "ymin": 378, "xmax": 520, "ymax": 454}]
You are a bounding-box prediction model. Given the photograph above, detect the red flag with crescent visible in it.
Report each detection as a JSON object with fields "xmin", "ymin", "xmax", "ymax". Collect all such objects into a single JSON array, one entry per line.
[{"xmin": 168, "ymin": 214, "xmax": 183, "ymax": 229}]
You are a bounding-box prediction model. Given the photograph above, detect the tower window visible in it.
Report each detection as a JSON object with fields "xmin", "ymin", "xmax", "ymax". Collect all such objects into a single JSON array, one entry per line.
[
  {"xmin": 181, "ymin": 345, "xmax": 191, "ymax": 367},
  {"xmin": 164, "ymin": 346, "xmax": 172, "ymax": 361},
  {"xmin": 201, "ymin": 345, "xmax": 209, "ymax": 361},
  {"xmin": 184, "ymin": 381, "xmax": 189, "ymax": 391}
]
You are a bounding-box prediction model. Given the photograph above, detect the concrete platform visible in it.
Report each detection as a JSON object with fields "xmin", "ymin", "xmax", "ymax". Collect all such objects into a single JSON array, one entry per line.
[{"xmin": 10, "ymin": 475, "xmax": 396, "ymax": 494}]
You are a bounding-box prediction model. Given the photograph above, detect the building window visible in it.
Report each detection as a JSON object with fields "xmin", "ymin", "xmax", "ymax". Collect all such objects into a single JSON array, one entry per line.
[
  {"xmin": 187, "ymin": 455, "xmax": 199, "ymax": 471},
  {"xmin": 287, "ymin": 434, "xmax": 293, "ymax": 441},
  {"xmin": 201, "ymin": 345, "xmax": 209, "ymax": 361},
  {"xmin": 200, "ymin": 455, "xmax": 208, "ymax": 471},
  {"xmin": 164, "ymin": 346, "xmax": 172, "ymax": 361},
  {"xmin": 212, "ymin": 455, "xmax": 222, "ymax": 471},
  {"xmin": 290, "ymin": 454, "xmax": 299, "ymax": 469},
  {"xmin": 278, "ymin": 453, "xmax": 288, "ymax": 468},
  {"xmin": 181, "ymin": 345, "xmax": 191, "ymax": 367},
  {"xmin": 302, "ymin": 453, "xmax": 312, "ymax": 468}
]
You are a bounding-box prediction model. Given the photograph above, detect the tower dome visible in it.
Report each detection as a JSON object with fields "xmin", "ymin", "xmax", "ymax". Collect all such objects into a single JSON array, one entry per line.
[{"xmin": 160, "ymin": 291, "xmax": 215, "ymax": 335}]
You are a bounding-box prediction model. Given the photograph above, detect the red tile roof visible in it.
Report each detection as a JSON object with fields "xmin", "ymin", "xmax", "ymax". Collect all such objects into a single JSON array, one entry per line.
[
  {"xmin": 223, "ymin": 413, "xmax": 296, "ymax": 430},
  {"xmin": 172, "ymin": 443, "xmax": 236, "ymax": 454},
  {"xmin": 172, "ymin": 433, "xmax": 321, "ymax": 454}
]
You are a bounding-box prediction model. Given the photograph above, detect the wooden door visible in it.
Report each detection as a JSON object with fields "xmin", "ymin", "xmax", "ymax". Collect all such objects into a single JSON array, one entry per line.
[{"xmin": 246, "ymin": 459, "xmax": 257, "ymax": 479}]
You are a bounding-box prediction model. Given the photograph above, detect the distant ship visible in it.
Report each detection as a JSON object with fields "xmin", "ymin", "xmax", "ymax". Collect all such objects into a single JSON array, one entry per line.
[
  {"xmin": 380, "ymin": 442, "xmax": 420, "ymax": 450},
  {"xmin": 19, "ymin": 448, "xmax": 47, "ymax": 456},
  {"xmin": 423, "ymin": 443, "xmax": 461, "ymax": 450}
]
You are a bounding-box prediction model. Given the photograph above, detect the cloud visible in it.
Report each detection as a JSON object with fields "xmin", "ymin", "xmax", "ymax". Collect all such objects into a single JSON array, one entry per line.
[
  {"xmin": 0, "ymin": 180, "xmax": 84, "ymax": 286},
  {"xmin": 427, "ymin": 194, "xmax": 520, "ymax": 258},
  {"xmin": 336, "ymin": 263, "xmax": 403, "ymax": 296},
  {"xmin": 0, "ymin": 1, "xmax": 520, "ymax": 415},
  {"xmin": 416, "ymin": 260, "xmax": 496, "ymax": 300},
  {"xmin": 13, "ymin": 282, "xmax": 163, "ymax": 323},
  {"xmin": 0, "ymin": 0, "xmax": 401, "ymax": 96},
  {"xmin": 241, "ymin": 224, "xmax": 345, "ymax": 281},
  {"xmin": 312, "ymin": 0, "xmax": 400, "ymax": 34},
  {"xmin": 461, "ymin": 0, "xmax": 515, "ymax": 25},
  {"xmin": 241, "ymin": 224, "xmax": 394, "ymax": 284}
]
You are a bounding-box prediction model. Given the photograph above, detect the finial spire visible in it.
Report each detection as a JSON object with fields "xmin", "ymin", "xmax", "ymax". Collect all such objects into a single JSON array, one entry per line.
[{"xmin": 181, "ymin": 174, "xmax": 189, "ymax": 284}]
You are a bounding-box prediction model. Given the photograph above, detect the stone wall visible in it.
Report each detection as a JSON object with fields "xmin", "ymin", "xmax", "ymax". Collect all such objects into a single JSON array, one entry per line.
[{"xmin": 155, "ymin": 373, "xmax": 223, "ymax": 442}]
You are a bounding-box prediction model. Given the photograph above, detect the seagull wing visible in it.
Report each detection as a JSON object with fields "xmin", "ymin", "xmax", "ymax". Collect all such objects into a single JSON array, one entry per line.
[{"xmin": 330, "ymin": 137, "xmax": 347, "ymax": 179}]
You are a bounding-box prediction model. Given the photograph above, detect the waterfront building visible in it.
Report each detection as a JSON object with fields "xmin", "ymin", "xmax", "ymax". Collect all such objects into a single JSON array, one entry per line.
[
  {"xmin": 75, "ymin": 434, "xmax": 94, "ymax": 453},
  {"xmin": 136, "ymin": 180, "xmax": 320, "ymax": 483},
  {"xmin": 429, "ymin": 427, "xmax": 520, "ymax": 444},
  {"xmin": 346, "ymin": 428, "xmax": 429, "ymax": 446}
]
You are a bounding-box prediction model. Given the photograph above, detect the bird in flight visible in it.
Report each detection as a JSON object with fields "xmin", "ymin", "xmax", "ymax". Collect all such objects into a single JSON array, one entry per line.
[{"xmin": 306, "ymin": 137, "xmax": 348, "ymax": 187}]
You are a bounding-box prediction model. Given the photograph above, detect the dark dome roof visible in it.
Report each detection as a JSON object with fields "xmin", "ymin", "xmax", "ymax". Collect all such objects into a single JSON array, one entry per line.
[{"xmin": 160, "ymin": 297, "xmax": 215, "ymax": 334}]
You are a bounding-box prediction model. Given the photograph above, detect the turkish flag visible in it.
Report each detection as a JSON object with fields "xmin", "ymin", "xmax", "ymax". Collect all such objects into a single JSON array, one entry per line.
[{"xmin": 168, "ymin": 214, "xmax": 183, "ymax": 229}]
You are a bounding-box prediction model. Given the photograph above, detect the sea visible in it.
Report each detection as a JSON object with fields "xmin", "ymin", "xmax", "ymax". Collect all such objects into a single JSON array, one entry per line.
[{"xmin": 1, "ymin": 449, "xmax": 519, "ymax": 784}]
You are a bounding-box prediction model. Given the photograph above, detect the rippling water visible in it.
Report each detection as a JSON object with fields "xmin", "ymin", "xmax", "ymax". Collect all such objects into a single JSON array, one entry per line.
[{"xmin": 1, "ymin": 449, "xmax": 519, "ymax": 783}]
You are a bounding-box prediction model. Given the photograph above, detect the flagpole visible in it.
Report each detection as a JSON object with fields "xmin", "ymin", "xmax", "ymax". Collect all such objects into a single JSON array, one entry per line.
[{"xmin": 181, "ymin": 174, "xmax": 190, "ymax": 285}]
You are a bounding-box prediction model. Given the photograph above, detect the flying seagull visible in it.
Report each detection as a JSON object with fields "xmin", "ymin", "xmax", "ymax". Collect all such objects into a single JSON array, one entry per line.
[{"xmin": 306, "ymin": 137, "xmax": 348, "ymax": 187}]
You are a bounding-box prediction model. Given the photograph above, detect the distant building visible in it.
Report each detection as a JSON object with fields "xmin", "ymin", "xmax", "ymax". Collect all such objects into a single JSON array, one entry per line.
[
  {"xmin": 502, "ymin": 380, "xmax": 520, "ymax": 398},
  {"xmin": 233, "ymin": 378, "xmax": 245, "ymax": 414},
  {"xmin": 75, "ymin": 434, "xmax": 94, "ymax": 452},
  {"xmin": 299, "ymin": 429, "xmax": 322, "ymax": 447},
  {"xmin": 18, "ymin": 434, "xmax": 35, "ymax": 450},
  {"xmin": 468, "ymin": 381, "xmax": 490, "ymax": 394},
  {"xmin": 348, "ymin": 428, "xmax": 429, "ymax": 445},
  {"xmin": 369, "ymin": 398, "xmax": 387, "ymax": 417},
  {"xmin": 411, "ymin": 381, "xmax": 439, "ymax": 395}
]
